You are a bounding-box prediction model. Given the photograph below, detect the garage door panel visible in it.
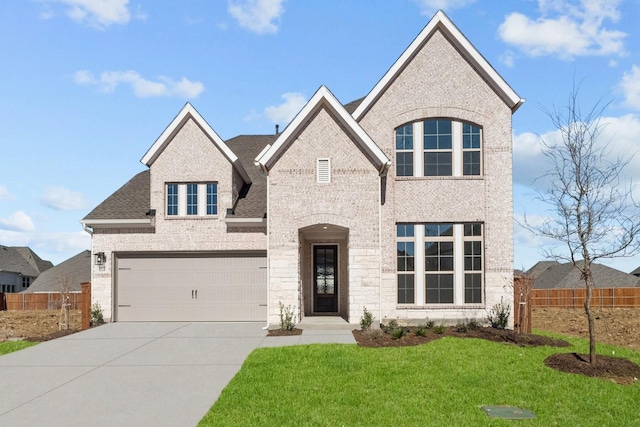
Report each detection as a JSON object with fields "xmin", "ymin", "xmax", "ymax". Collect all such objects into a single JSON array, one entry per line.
[{"xmin": 116, "ymin": 254, "xmax": 267, "ymax": 322}]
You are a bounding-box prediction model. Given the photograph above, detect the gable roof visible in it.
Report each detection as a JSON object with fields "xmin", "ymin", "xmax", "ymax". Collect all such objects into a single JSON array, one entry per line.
[
  {"xmin": 141, "ymin": 103, "xmax": 251, "ymax": 184},
  {"xmin": 24, "ymin": 250, "xmax": 90, "ymax": 293},
  {"xmin": 532, "ymin": 262, "xmax": 640, "ymax": 289},
  {"xmin": 81, "ymin": 170, "xmax": 152, "ymax": 227},
  {"xmin": 352, "ymin": 10, "xmax": 524, "ymax": 121},
  {"xmin": 0, "ymin": 246, "xmax": 53, "ymax": 277},
  {"xmin": 255, "ymin": 85, "xmax": 391, "ymax": 175}
]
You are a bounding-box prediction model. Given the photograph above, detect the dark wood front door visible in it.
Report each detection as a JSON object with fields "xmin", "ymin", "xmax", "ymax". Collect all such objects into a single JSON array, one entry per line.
[{"xmin": 313, "ymin": 245, "xmax": 338, "ymax": 312}]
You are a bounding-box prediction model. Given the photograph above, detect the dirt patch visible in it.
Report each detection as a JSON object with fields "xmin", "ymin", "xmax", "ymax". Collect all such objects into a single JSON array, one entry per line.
[
  {"xmin": 531, "ymin": 307, "xmax": 640, "ymax": 350},
  {"xmin": 0, "ymin": 310, "xmax": 82, "ymax": 342}
]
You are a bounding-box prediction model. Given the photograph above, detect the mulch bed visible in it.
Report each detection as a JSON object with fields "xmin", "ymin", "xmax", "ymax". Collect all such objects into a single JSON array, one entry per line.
[
  {"xmin": 353, "ymin": 326, "xmax": 640, "ymax": 385},
  {"xmin": 352, "ymin": 326, "xmax": 571, "ymax": 348},
  {"xmin": 267, "ymin": 328, "xmax": 302, "ymax": 336},
  {"xmin": 545, "ymin": 353, "xmax": 640, "ymax": 385}
]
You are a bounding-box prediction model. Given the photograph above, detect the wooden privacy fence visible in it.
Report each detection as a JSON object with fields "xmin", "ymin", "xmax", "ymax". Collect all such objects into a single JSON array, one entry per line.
[
  {"xmin": 3, "ymin": 292, "xmax": 83, "ymax": 310},
  {"xmin": 530, "ymin": 287, "xmax": 640, "ymax": 308}
]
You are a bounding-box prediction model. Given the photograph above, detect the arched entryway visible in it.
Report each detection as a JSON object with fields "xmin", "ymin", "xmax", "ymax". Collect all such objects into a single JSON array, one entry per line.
[{"xmin": 299, "ymin": 224, "xmax": 349, "ymax": 320}]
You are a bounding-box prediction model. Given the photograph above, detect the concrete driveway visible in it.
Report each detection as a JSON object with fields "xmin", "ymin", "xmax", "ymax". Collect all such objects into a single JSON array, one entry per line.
[{"xmin": 0, "ymin": 321, "xmax": 356, "ymax": 426}]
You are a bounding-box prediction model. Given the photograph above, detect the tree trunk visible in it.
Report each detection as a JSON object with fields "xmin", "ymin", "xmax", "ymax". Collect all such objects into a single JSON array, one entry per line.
[{"xmin": 583, "ymin": 273, "xmax": 596, "ymax": 363}]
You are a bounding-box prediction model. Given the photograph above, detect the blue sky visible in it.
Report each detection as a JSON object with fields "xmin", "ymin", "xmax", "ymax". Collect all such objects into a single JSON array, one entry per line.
[{"xmin": 2, "ymin": 0, "xmax": 640, "ymax": 273}]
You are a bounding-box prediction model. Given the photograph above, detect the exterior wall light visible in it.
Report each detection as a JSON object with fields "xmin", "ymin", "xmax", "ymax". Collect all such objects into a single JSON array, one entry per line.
[{"xmin": 94, "ymin": 252, "xmax": 106, "ymax": 266}]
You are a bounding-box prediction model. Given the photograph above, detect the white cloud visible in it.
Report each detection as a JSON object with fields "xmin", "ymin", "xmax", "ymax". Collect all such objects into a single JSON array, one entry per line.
[
  {"xmin": 513, "ymin": 113, "xmax": 640, "ymax": 188},
  {"xmin": 46, "ymin": 0, "xmax": 134, "ymax": 30},
  {"xmin": 264, "ymin": 92, "xmax": 306, "ymax": 124},
  {"xmin": 618, "ymin": 65, "xmax": 640, "ymax": 111},
  {"xmin": 40, "ymin": 187, "xmax": 89, "ymax": 211},
  {"xmin": 413, "ymin": 0, "xmax": 475, "ymax": 15},
  {"xmin": 498, "ymin": 0, "xmax": 626, "ymax": 61},
  {"xmin": 74, "ymin": 70, "xmax": 205, "ymax": 99},
  {"xmin": 228, "ymin": 0, "xmax": 285, "ymax": 34},
  {"xmin": 0, "ymin": 185, "xmax": 9, "ymax": 200},
  {"xmin": 0, "ymin": 211, "xmax": 35, "ymax": 233}
]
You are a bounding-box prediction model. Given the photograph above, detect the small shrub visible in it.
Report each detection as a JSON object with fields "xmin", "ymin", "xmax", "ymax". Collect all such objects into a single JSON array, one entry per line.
[
  {"xmin": 90, "ymin": 302, "xmax": 104, "ymax": 326},
  {"xmin": 455, "ymin": 323, "xmax": 468, "ymax": 333},
  {"xmin": 414, "ymin": 326, "xmax": 427, "ymax": 337},
  {"xmin": 487, "ymin": 297, "xmax": 511, "ymax": 330},
  {"xmin": 385, "ymin": 319, "xmax": 406, "ymax": 339},
  {"xmin": 278, "ymin": 301, "xmax": 296, "ymax": 331},
  {"xmin": 425, "ymin": 319, "xmax": 435, "ymax": 329},
  {"xmin": 360, "ymin": 306, "xmax": 374, "ymax": 331},
  {"xmin": 467, "ymin": 318, "xmax": 479, "ymax": 330},
  {"xmin": 433, "ymin": 324, "xmax": 446, "ymax": 334}
]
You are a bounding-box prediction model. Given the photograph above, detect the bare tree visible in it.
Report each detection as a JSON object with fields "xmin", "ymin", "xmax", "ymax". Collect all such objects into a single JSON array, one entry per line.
[
  {"xmin": 58, "ymin": 275, "xmax": 72, "ymax": 331},
  {"xmin": 524, "ymin": 83, "xmax": 640, "ymax": 363}
]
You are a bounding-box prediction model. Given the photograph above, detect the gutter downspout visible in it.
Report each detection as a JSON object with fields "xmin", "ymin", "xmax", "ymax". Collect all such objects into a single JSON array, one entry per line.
[
  {"xmin": 81, "ymin": 222, "xmax": 93, "ymax": 235},
  {"xmin": 378, "ymin": 174, "xmax": 383, "ymax": 326},
  {"xmin": 263, "ymin": 173, "xmax": 271, "ymax": 331}
]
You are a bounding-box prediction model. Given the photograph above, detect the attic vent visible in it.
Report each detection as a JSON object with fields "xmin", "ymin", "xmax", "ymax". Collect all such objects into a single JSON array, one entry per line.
[{"xmin": 317, "ymin": 158, "xmax": 331, "ymax": 183}]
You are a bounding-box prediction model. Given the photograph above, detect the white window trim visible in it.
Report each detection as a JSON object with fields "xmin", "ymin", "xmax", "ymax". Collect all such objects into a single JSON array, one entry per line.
[{"xmin": 166, "ymin": 182, "xmax": 219, "ymax": 218}]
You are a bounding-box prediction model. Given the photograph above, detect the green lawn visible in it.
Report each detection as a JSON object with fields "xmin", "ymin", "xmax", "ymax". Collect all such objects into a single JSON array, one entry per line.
[
  {"xmin": 0, "ymin": 340, "xmax": 37, "ymax": 355},
  {"xmin": 200, "ymin": 334, "xmax": 639, "ymax": 426}
]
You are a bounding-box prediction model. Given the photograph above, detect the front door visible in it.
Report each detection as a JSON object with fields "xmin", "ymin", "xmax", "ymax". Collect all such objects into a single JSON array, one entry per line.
[{"xmin": 313, "ymin": 245, "xmax": 338, "ymax": 312}]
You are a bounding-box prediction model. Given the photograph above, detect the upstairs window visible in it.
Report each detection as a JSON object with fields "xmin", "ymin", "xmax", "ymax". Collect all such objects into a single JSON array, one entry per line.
[
  {"xmin": 166, "ymin": 183, "xmax": 218, "ymax": 217},
  {"xmin": 394, "ymin": 119, "xmax": 482, "ymax": 177}
]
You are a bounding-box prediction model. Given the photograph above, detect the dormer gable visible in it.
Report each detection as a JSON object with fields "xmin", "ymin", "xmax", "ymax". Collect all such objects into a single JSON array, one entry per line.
[
  {"xmin": 255, "ymin": 85, "xmax": 391, "ymax": 175},
  {"xmin": 353, "ymin": 10, "xmax": 524, "ymax": 121},
  {"xmin": 141, "ymin": 103, "xmax": 251, "ymax": 184}
]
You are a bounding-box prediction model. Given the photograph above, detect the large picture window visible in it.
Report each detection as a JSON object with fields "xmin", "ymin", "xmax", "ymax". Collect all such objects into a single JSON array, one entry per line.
[
  {"xmin": 394, "ymin": 119, "xmax": 482, "ymax": 177},
  {"xmin": 396, "ymin": 223, "xmax": 483, "ymax": 306}
]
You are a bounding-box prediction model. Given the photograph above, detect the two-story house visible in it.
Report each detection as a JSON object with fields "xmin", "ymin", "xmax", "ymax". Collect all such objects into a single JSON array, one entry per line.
[{"xmin": 81, "ymin": 11, "xmax": 523, "ymax": 326}]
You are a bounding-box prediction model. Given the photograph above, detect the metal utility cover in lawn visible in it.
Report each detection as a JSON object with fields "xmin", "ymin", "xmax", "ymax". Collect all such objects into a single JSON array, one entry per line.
[{"xmin": 482, "ymin": 405, "xmax": 536, "ymax": 419}]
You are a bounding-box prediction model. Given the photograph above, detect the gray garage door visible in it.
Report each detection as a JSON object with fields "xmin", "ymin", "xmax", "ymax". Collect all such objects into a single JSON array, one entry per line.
[{"xmin": 115, "ymin": 253, "xmax": 267, "ymax": 321}]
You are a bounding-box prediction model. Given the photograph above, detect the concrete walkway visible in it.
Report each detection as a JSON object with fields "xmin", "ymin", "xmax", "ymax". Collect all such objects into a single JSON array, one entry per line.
[{"xmin": 0, "ymin": 321, "xmax": 355, "ymax": 427}]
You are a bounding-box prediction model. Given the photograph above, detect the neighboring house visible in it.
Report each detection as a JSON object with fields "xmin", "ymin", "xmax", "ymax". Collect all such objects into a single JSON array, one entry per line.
[
  {"xmin": 527, "ymin": 261, "xmax": 640, "ymax": 289},
  {"xmin": 23, "ymin": 250, "xmax": 91, "ymax": 294},
  {"xmin": 630, "ymin": 266, "xmax": 640, "ymax": 277},
  {"xmin": 0, "ymin": 245, "xmax": 53, "ymax": 293},
  {"xmin": 81, "ymin": 11, "xmax": 523, "ymax": 325}
]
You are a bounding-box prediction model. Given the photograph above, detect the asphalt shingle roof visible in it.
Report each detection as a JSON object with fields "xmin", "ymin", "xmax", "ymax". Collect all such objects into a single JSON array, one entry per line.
[
  {"xmin": 83, "ymin": 170, "xmax": 150, "ymax": 220},
  {"xmin": 0, "ymin": 246, "xmax": 52, "ymax": 277},
  {"xmin": 24, "ymin": 250, "xmax": 91, "ymax": 293},
  {"xmin": 530, "ymin": 261, "xmax": 640, "ymax": 289}
]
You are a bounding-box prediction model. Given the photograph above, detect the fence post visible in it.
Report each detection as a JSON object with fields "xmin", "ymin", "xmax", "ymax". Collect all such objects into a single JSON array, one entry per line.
[
  {"xmin": 0, "ymin": 292, "xmax": 5, "ymax": 311},
  {"xmin": 81, "ymin": 282, "xmax": 91, "ymax": 330}
]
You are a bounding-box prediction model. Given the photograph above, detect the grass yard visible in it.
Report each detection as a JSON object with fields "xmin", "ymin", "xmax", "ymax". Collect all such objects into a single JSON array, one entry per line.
[
  {"xmin": 0, "ymin": 340, "xmax": 37, "ymax": 355},
  {"xmin": 200, "ymin": 335, "xmax": 640, "ymax": 426}
]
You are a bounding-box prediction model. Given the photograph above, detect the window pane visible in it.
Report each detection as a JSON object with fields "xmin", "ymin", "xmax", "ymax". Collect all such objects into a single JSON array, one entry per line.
[
  {"xmin": 398, "ymin": 274, "xmax": 415, "ymax": 304},
  {"xmin": 424, "ymin": 152, "xmax": 452, "ymax": 176},
  {"xmin": 167, "ymin": 184, "xmax": 178, "ymax": 216},
  {"xmin": 423, "ymin": 120, "xmax": 452, "ymax": 150},
  {"xmin": 396, "ymin": 152, "xmax": 414, "ymax": 177},
  {"xmin": 396, "ymin": 224, "xmax": 415, "ymax": 237},
  {"xmin": 462, "ymin": 123, "xmax": 481, "ymax": 149},
  {"xmin": 425, "ymin": 224, "xmax": 453, "ymax": 237},
  {"xmin": 206, "ymin": 183, "xmax": 217, "ymax": 215},
  {"xmin": 395, "ymin": 124, "xmax": 413, "ymax": 150},
  {"xmin": 463, "ymin": 151, "xmax": 480, "ymax": 176},
  {"xmin": 187, "ymin": 184, "xmax": 198, "ymax": 215},
  {"xmin": 426, "ymin": 274, "xmax": 454, "ymax": 304},
  {"xmin": 397, "ymin": 242, "xmax": 414, "ymax": 272},
  {"xmin": 464, "ymin": 223, "xmax": 482, "ymax": 236},
  {"xmin": 465, "ymin": 273, "xmax": 482, "ymax": 304}
]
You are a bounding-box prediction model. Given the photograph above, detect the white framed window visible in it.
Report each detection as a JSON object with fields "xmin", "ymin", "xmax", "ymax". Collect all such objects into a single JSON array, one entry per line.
[
  {"xmin": 317, "ymin": 158, "xmax": 331, "ymax": 183},
  {"xmin": 395, "ymin": 119, "xmax": 482, "ymax": 177},
  {"xmin": 396, "ymin": 223, "xmax": 483, "ymax": 306},
  {"xmin": 166, "ymin": 182, "xmax": 218, "ymax": 217}
]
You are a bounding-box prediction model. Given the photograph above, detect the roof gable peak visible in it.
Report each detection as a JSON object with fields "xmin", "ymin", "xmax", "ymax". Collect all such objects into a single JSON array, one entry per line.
[
  {"xmin": 353, "ymin": 10, "xmax": 524, "ymax": 120},
  {"xmin": 255, "ymin": 85, "xmax": 390, "ymax": 175},
  {"xmin": 141, "ymin": 103, "xmax": 251, "ymax": 184}
]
